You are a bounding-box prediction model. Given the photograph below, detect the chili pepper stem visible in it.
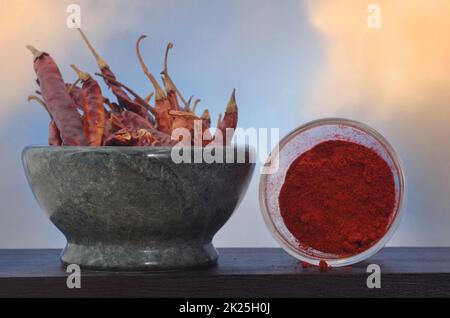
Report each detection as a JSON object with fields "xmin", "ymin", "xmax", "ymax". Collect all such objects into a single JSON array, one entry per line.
[
  {"xmin": 28, "ymin": 95, "xmax": 47, "ymax": 108},
  {"xmin": 169, "ymin": 80, "xmax": 189, "ymax": 107},
  {"xmin": 26, "ymin": 45, "xmax": 45, "ymax": 60},
  {"xmin": 76, "ymin": 27, "xmax": 109, "ymax": 69},
  {"xmin": 192, "ymin": 99, "xmax": 201, "ymax": 113},
  {"xmin": 28, "ymin": 95, "xmax": 51, "ymax": 117},
  {"xmin": 67, "ymin": 78, "xmax": 81, "ymax": 94},
  {"xmin": 70, "ymin": 64, "xmax": 90, "ymax": 81},
  {"xmin": 187, "ymin": 95, "xmax": 194, "ymax": 107},
  {"xmin": 135, "ymin": 35, "xmax": 166, "ymax": 101},
  {"xmin": 161, "ymin": 42, "xmax": 190, "ymax": 109},
  {"xmin": 163, "ymin": 42, "xmax": 174, "ymax": 75},
  {"xmin": 145, "ymin": 92, "xmax": 154, "ymax": 103},
  {"xmin": 217, "ymin": 113, "xmax": 222, "ymax": 127},
  {"xmin": 95, "ymin": 72, "xmax": 156, "ymax": 116}
]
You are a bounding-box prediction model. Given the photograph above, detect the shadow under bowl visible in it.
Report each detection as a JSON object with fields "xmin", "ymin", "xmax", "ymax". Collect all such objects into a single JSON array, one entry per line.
[{"xmin": 22, "ymin": 146, "xmax": 255, "ymax": 271}]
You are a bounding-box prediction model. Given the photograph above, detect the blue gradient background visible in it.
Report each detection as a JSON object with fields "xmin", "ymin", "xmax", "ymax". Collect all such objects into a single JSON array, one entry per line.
[{"xmin": 1, "ymin": 0, "xmax": 449, "ymax": 248}]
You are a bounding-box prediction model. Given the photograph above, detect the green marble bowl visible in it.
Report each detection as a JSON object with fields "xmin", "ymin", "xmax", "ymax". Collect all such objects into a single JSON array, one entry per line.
[{"xmin": 22, "ymin": 146, "xmax": 254, "ymax": 271}]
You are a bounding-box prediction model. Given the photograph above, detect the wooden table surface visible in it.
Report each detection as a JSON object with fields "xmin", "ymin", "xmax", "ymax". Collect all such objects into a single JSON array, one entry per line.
[{"xmin": 0, "ymin": 248, "xmax": 449, "ymax": 297}]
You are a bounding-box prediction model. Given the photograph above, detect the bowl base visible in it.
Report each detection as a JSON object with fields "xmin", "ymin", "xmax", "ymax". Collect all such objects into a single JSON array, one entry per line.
[{"xmin": 61, "ymin": 241, "xmax": 218, "ymax": 271}]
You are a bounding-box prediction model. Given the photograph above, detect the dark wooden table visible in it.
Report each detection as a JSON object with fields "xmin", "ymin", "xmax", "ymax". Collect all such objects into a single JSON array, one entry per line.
[{"xmin": 0, "ymin": 248, "xmax": 449, "ymax": 297}]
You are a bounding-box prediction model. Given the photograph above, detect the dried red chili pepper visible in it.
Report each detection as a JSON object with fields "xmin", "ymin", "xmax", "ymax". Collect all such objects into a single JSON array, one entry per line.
[
  {"xmin": 77, "ymin": 28, "xmax": 150, "ymax": 120},
  {"xmin": 109, "ymin": 113, "xmax": 126, "ymax": 131},
  {"xmin": 95, "ymin": 72, "xmax": 156, "ymax": 120},
  {"xmin": 66, "ymin": 79, "xmax": 83, "ymax": 110},
  {"xmin": 103, "ymin": 111, "xmax": 114, "ymax": 141},
  {"xmin": 103, "ymin": 97, "xmax": 122, "ymax": 113},
  {"xmin": 28, "ymin": 32, "xmax": 239, "ymax": 149},
  {"xmin": 66, "ymin": 83, "xmax": 83, "ymax": 111},
  {"xmin": 169, "ymin": 110, "xmax": 211, "ymax": 146},
  {"xmin": 27, "ymin": 45, "xmax": 87, "ymax": 146},
  {"xmin": 71, "ymin": 65, "xmax": 105, "ymax": 146},
  {"xmin": 133, "ymin": 129, "xmax": 158, "ymax": 146},
  {"xmin": 119, "ymin": 110, "xmax": 154, "ymax": 131},
  {"xmin": 279, "ymin": 140, "xmax": 396, "ymax": 257},
  {"xmin": 136, "ymin": 35, "xmax": 173, "ymax": 134},
  {"xmin": 137, "ymin": 128, "xmax": 175, "ymax": 146},
  {"xmin": 48, "ymin": 120, "xmax": 62, "ymax": 146},
  {"xmin": 104, "ymin": 126, "xmax": 174, "ymax": 147},
  {"xmin": 104, "ymin": 128, "xmax": 133, "ymax": 146},
  {"xmin": 200, "ymin": 109, "xmax": 211, "ymax": 128},
  {"xmin": 108, "ymin": 110, "xmax": 153, "ymax": 133},
  {"xmin": 198, "ymin": 108, "xmax": 213, "ymax": 145},
  {"xmin": 28, "ymin": 95, "xmax": 62, "ymax": 146},
  {"xmin": 214, "ymin": 89, "xmax": 238, "ymax": 145},
  {"xmin": 169, "ymin": 110, "xmax": 197, "ymax": 133}
]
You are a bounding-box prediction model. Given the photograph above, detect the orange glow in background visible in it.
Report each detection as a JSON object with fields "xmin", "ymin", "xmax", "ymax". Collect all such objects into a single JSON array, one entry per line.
[{"xmin": 0, "ymin": 0, "xmax": 449, "ymax": 247}]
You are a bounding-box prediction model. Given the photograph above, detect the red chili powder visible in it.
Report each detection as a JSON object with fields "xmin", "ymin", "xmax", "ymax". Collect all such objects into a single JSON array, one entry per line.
[
  {"xmin": 279, "ymin": 140, "xmax": 396, "ymax": 257},
  {"xmin": 300, "ymin": 260, "xmax": 329, "ymax": 271},
  {"xmin": 300, "ymin": 261, "xmax": 311, "ymax": 269},
  {"xmin": 319, "ymin": 260, "xmax": 329, "ymax": 271}
]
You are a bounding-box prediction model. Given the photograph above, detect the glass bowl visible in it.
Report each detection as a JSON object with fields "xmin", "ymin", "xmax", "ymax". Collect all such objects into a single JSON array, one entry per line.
[{"xmin": 259, "ymin": 118, "xmax": 406, "ymax": 267}]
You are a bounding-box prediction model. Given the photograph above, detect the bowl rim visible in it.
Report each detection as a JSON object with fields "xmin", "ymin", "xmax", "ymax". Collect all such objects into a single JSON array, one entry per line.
[
  {"xmin": 22, "ymin": 144, "xmax": 252, "ymax": 151},
  {"xmin": 259, "ymin": 117, "xmax": 407, "ymax": 267},
  {"xmin": 22, "ymin": 144, "xmax": 257, "ymax": 166}
]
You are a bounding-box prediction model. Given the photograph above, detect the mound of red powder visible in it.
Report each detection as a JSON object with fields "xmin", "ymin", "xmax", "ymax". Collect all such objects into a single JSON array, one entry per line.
[{"xmin": 279, "ymin": 140, "xmax": 395, "ymax": 257}]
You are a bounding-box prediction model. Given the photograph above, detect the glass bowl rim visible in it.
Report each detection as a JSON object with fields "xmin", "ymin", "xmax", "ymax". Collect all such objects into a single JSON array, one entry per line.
[{"xmin": 259, "ymin": 117, "xmax": 407, "ymax": 267}]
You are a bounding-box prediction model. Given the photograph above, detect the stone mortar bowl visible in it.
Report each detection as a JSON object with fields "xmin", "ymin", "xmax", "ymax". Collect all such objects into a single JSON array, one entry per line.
[{"xmin": 22, "ymin": 146, "xmax": 254, "ymax": 271}]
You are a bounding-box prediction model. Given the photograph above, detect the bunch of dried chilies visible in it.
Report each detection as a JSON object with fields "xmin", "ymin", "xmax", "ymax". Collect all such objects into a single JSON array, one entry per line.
[{"xmin": 27, "ymin": 29, "xmax": 238, "ymax": 147}]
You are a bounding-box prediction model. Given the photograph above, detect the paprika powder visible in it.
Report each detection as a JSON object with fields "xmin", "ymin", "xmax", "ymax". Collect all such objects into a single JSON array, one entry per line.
[{"xmin": 279, "ymin": 140, "xmax": 395, "ymax": 257}]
